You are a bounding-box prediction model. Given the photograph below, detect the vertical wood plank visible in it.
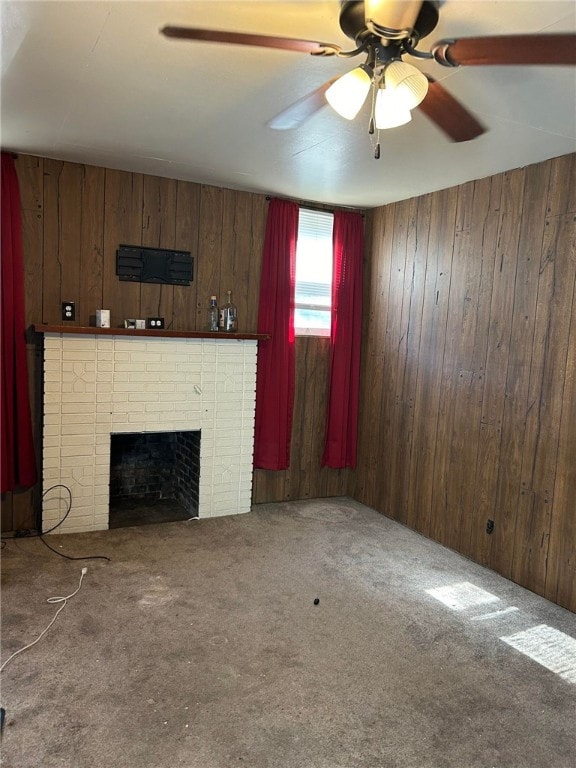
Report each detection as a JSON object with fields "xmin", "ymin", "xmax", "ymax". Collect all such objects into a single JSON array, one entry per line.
[
  {"xmin": 219, "ymin": 188, "xmax": 237, "ymax": 307},
  {"xmin": 79, "ymin": 165, "xmax": 105, "ymax": 325},
  {"xmin": 402, "ymin": 195, "xmax": 432, "ymax": 527},
  {"xmin": 346, "ymin": 214, "xmax": 372, "ymax": 502},
  {"xmin": 457, "ymin": 174, "xmax": 502, "ymax": 561},
  {"xmin": 252, "ymin": 468, "xmax": 286, "ymax": 504},
  {"xmin": 245, "ymin": 194, "xmax": 268, "ymax": 332},
  {"xmin": 430, "ymin": 180, "xmax": 476, "ymax": 548},
  {"xmin": 231, "ymin": 192, "xmax": 257, "ymax": 332},
  {"xmin": 59, "ymin": 163, "xmax": 84, "ymax": 321},
  {"xmin": 42, "ymin": 159, "xmax": 65, "ymax": 324},
  {"xmin": 1, "ymin": 493, "xmax": 14, "ymax": 531},
  {"xmin": 392, "ymin": 194, "xmax": 431, "ymax": 523},
  {"xmin": 547, "ymin": 153, "xmax": 576, "ymax": 216},
  {"xmin": 140, "ymin": 175, "xmax": 177, "ymax": 325},
  {"xmin": 16, "ymin": 153, "xmax": 44, "ymax": 211},
  {"xmin": 16, "ymin": 155, "xmax": 44, "ymax": 327},
  {"xmin": 322, "ymin": 468, "xmax": 349, "ymax": 499},
  {"xmin": 377, "ymin": 200, "xmax": 411, "ymax": 519},
  {"xmin": 472, "ymin": 169, "xmax": 525, "ymax": 569},
  {"xmin": 173, "ymin": 180, "xmax": 201, "ymax": 331},
  {"xmin": 356, "ymin": 205, "xmax": 395, "ymax": 508},
  {"xmin": 11, "ymin": 156, "xmax": 45, "ymax": 530},
  {"xmin": 293, "ymin": 337, "xmax": 329, "ymax": 499},
  {"xmin": 196, "ymin": 185, "xmax": 223, "ymax": 326},
  {"xmin": 12, "ymin": 484, "xmax": 37, "ymax": 531},
  {"xmin": 352, "ymin": 210, "xmax": 375, "ymax": 502},
  {"xmin": 289, "ymin": 337, "xmax": 313, "ymax": 499},
  {"xmin": 487, "ymin": 164, "xmax": 547, "ymax": 577},
  {"xmin": 102, "ymin": 169, "xmax": 143, "ymax": 327},
  {"xmin": 488, "ymin": 161, "xmax": 551, "ymax": 581},
  {"xmin": 546, "ymin": 258, "xmax": 576, "ymax": 610},
  {"xmin": 408, "ymin": 186, "xmax": 458, "ymax": 537}
]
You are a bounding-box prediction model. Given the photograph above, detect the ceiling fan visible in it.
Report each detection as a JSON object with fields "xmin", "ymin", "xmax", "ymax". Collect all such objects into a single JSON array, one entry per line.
[{"xmin": 161, "ymin": 0, "xmax": 576, "ymax": 158}]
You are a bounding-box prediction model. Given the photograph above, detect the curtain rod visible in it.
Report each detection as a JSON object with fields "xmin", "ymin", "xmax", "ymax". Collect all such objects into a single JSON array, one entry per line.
[{"xmin": 265, "ymin": 195, "xmax": 364, "ymax": 216}]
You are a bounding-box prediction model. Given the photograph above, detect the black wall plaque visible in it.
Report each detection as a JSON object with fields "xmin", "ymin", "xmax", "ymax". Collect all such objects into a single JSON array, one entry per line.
[{"xmin": 116, "ymin": 245, "xmax": 193, "ymax": 286}]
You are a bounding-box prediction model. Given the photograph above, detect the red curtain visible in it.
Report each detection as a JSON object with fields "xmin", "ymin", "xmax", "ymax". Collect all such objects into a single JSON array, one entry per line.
[
  {"xmin": 322, "ymin": 210, "xmax": 364, "ymax": 468},
  {"xmin": 1, "ymin": 153, "xmax": 37, "ymax": 492},
  {"xmin": 253, "ymin": 199, "xmax": 299, "ymax": 469}
]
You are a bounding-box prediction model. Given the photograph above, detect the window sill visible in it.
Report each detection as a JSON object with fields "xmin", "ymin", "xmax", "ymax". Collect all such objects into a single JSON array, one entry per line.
[{"xmin": 295, "ymin": 328, "xmax": 330, "ymax": 338}]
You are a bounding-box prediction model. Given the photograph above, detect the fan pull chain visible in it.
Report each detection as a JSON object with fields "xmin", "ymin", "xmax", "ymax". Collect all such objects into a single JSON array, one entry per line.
[
  {"xmin": 368, "ymin": 75, "xmax": 380, "ymax": 158},
  {"xmin": 374, "ymin": 132, "xmax": 381, "ymax": 160}
]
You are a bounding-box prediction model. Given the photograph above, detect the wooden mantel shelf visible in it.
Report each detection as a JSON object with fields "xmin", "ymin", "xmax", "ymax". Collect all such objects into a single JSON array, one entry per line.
[{"xmin": 33, "ymin": 324, "xmax": 269, "ymax": 341}]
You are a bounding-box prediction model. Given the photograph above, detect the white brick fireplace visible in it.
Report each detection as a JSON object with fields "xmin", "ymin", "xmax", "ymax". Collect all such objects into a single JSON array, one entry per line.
[{"xmin": 40, "ymin": 331, "xmax": 259, "ymax": 533}]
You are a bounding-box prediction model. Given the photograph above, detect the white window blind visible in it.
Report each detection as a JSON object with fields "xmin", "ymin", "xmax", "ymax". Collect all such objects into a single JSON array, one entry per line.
[{"xmin": 295, "ymin": 208, "xmax": 333, "ymax": 336}]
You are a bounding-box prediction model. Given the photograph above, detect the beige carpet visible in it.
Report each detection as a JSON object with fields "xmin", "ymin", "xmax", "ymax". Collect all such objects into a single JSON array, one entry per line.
[{"xmin": 1, "ymin": 498, "xmax": 575, "ymax": 767}]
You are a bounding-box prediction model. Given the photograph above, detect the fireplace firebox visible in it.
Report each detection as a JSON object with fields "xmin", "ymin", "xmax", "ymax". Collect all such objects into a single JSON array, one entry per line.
[{"xmin": 109, "ymin": 430, "xmax": 200, "ymax": 527}]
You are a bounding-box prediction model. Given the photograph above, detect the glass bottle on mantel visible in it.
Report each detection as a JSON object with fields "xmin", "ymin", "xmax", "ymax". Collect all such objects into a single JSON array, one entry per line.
[
  {"xmin": 219, "ymin": 290, "xmax": 238, "ymax": 333},
  {"xmin": 207, "ymin": 295, "xmax": 219, "ymax": 332}
]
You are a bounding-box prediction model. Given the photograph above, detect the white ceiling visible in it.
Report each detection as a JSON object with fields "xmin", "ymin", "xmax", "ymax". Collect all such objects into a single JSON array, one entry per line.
[{"xmin": 1, "ymin": 0, "xmax": 575, "ymax": 209}]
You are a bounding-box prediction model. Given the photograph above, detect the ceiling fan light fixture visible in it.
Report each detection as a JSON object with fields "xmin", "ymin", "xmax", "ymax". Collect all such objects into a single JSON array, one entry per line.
[
  {"xmin": 384, "ymin": 59, "xmax": 429, "ymax": 109},
  {"xmin": 374, "ymin": 87, "xmax": 412, "ymax": 129},
  {"xmin": 325, "ymin": 64, "xmax": 372, "ymax": 120}
]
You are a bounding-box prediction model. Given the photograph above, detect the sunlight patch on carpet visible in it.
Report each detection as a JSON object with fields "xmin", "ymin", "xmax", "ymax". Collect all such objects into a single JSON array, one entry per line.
[
  {"xmin": 426, "ymin": 581, "xmax": 500, "ymax": 610},
  {"xmin": 500, "ymin": 624, "xmax": 576, "ymax": 684}
]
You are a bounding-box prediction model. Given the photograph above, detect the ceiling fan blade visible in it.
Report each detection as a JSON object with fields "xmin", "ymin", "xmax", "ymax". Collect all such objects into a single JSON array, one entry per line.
[
  {"xmin": 418, "ymin": 78, "xmax": 485, "ymax": 142},
  {"xmin": 161, "ymin": 26, "xmax": 338, "ymax": 55},
  {"xmin": 434, "ymin": 33, "xmax": 576, "ymax": 67},
  {"xmin": 268, "ymin": 78, "xmax": 340, "ymax": 130}
]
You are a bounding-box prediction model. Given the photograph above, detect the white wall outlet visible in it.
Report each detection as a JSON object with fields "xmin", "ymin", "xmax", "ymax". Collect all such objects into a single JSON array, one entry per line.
[{"xmin": 62, "ymin": 301, "xmax": 75, "ymax": 321}]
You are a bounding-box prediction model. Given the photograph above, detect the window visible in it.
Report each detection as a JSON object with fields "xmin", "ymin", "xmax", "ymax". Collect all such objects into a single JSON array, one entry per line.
[{"xmin": 294, "ymin": 208, "xmax": 333, "ymax": 337}]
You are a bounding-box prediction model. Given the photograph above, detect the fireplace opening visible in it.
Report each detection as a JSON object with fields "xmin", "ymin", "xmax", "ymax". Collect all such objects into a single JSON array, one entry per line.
[{"xmin": 109, "ymin": 431, "xmax": 200, "ymax": 528}]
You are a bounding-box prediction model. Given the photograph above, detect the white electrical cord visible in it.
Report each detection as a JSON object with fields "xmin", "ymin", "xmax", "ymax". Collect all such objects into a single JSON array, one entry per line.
[{"xmin": 0, "ymin": 568, "xmax": 87, "ymax": 673}]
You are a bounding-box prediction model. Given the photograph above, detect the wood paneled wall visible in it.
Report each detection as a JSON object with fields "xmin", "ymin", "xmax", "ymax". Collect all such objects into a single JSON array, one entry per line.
[
  {"xmin": 17, "ymin": 156, "xmax": 268, "ymax": 331},
  {"xmin": 253, "ymin": 336, "xmax": 350, "ymax": 503},
  {"xmin": 350, "ymin": 153, "xmax": 576, "ymax": 612},
  {"xmin": 1, "ymin": 154, "xmax": 346, "ymax": 532}
]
